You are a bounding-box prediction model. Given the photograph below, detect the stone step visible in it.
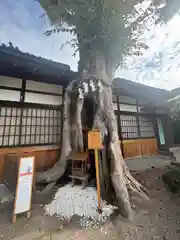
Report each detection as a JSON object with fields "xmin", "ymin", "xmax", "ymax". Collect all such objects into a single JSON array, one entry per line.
[{"xmin": 158, "ymin": 150, "xmax": 174, "ymax": 158}]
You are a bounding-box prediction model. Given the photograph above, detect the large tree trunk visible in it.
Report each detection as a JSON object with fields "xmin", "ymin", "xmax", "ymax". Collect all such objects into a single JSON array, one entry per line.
[{"xmin": 36, "ymin": 51, "xmax": 147, "ymax": 220}]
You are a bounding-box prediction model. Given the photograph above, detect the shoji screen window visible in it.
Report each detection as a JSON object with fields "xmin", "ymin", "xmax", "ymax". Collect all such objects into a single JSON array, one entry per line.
[
  {"xmin": 0, "ymin": 107, "xmax": 21, "ymax": 147},
  {"xmin": 20, "ymin": 107, "xmax": 61, "ymax": 146}
]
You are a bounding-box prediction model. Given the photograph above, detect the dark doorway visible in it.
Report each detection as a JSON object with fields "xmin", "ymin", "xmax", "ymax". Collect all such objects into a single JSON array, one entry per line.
[{"xmin": 172, "ymin": 120, "xmax": 180, "ymax": 145}]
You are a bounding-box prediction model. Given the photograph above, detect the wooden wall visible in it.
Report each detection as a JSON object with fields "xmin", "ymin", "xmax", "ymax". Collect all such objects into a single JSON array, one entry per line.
[
  {"xmin": 0, "ymin": 145, "xmax": 60, "ymax": 180},
  {"xmin": 0, "ymin": 139, "xmax": 158, "ymax": 180},
  {"xmin": 0, "ymin": 76, "xmax": 63, "ymax": 105},
  {"xmin": 122, "ymin": 138, "xmax": 158, "ymax": 159}
]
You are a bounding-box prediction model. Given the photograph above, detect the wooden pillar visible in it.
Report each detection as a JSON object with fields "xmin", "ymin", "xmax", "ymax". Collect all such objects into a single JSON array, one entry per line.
[
  {"xmin": 18, "ymin": 79, "xmax": 26, "ymax": 145},
  {"xmin": 166, "ymin": 116, "xmax": 174, "ymax": 148},
  {"xmin": 20, "ymin": 79, "xmax": 26, "ymax": 103},
  {"xmin": 152, "ymin": 110, "xmax": 161, "ymax": 150},
  {"xmin": 136, "ymin": 100, "xmax": 141, "ymax": 137},
  {"xmin": 163, "ymin": 115, "xmax": 174, "ymax": 150},
  {"xmin": 60, "ymin": 87, "xmax": 65, "ymax": 148},
  {"xmin": 136, "ymin": 100, "xmax": 142, "ymax": 156},
  {"xmin": 117, "ymin": 96, "xmax": 124, "ymax": 158}
]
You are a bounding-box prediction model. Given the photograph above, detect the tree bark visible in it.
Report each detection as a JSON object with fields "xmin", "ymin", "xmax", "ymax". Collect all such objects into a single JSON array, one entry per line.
[{"xmin": 36, "ymin": 51, "xmax": 147, "ymax": 220}]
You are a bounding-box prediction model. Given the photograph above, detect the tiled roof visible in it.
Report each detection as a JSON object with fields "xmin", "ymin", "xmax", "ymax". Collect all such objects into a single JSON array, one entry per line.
[
  {"xmin": 112, "ymin": 78, "xmax": 172, "ymax": 105},
  {"xmin": 0, "ymin": 43, "xmax": 75, "ymax": 86},
  {"xmin": 0, "ymin": 43, "xmax": 70, "ymax": 71}
]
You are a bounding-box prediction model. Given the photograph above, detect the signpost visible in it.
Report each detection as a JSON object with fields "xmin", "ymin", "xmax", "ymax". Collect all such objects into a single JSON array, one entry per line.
[
  {"xmin": 88, "ymin": 130, "xmax": 102, "ymax": 211},
  {"xmin": 12, "ymin": 156, "xmax": 35, "ymax": 223}
]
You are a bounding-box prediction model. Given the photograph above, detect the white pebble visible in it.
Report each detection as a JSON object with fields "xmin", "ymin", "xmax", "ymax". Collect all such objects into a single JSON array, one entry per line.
[{"xmin": 45, "ymin": 184, "xmax": 117, "ymax": 227}]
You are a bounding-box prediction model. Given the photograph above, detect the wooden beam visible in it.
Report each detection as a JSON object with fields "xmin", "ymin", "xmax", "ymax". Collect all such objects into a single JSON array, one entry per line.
[
  {"xmin": 136, "ymin": 100, "xmax": 141, "ymax": 138},
  {"xmin": 60, "ymin": 87, "xmax": 65, "ymax": 147},
  {"xmin": 18, "ymin": 79, "xmax": 26, "ymax": 145},
  {"xmin": 94, "ymin": 149, "xmax": 101, "ymax": 211},
  {"xmin": 0, "ymin": 145, "xmax": 60, "ymax": 154}
]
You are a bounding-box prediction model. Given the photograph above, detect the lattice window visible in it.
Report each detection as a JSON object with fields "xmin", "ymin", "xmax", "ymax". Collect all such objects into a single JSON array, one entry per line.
[
  {"xmin": 20, "ymin": 108, "xmax": 61, "ymax": 145},
  {"xmin": 139, "ymin": 116, "xmax": 155, "ymax": 138},
  {"xmin": 0, "ymin": 106, "xmax": 61, "ymax": 147},
  {"xmin": 120, "ymin": 115, "xmax": 138, "ymax": 139},
  {"xmin": 0, "ymin": 107, "xmax": 21, "ymax": 146}
]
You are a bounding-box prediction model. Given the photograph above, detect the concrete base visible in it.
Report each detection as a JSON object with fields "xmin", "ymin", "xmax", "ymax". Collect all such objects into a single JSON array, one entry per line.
[
  {"xmin": 0, "ymin": 184, "xmax": 13, "ymax": 204},
  {"xmin": 126, "ymin": 155, "xmax": 171, "ymax": 172},
  {"xmin": 158, "ymin": 150, "xmax": 174, "ymax": 157}
]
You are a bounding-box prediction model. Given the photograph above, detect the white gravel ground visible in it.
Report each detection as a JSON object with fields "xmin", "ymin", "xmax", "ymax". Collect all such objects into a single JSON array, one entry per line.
[{"xmin": 45, "ymin": 184, "xmax": 117, "ymax": 227}]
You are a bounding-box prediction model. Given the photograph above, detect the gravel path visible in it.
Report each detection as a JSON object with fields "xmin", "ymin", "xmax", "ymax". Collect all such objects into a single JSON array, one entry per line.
[
  {"xmin": 113, "ymin": 168, "xmax": 180, "ymax": 240},
  {"xmin": 0, "ymin": 167, "xmax": 179, "ymax": 239}
]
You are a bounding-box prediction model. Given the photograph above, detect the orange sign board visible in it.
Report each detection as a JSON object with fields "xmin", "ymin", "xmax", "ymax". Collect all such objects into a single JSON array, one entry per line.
[{"xmin": 88, "ymin": 130, "xmax": 102, "ymax": 149}]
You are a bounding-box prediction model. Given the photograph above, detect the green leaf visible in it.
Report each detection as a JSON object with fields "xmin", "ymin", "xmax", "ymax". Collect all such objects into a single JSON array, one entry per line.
[{"xmin": 40, "ymin": 0, "xmax": 180, "ymax": 69}]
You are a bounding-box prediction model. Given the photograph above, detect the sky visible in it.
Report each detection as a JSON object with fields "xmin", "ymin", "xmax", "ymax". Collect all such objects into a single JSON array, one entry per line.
[{"xmin": 0, "ymin": 0, "xmax": 180, "ymax": 90}]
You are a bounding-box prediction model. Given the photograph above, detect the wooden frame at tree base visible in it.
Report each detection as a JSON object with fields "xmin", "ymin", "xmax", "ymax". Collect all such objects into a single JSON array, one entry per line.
[
  {"xmin": 12, "ymin": 155, "xmax": 35, "ymax": 224},
  {"xmin": 88, "ymin": 130, "xmax": 102, "ymax": 211}
]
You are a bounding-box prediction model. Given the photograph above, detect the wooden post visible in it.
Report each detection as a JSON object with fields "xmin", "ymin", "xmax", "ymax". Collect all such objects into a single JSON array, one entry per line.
[
  {"xmin": 136, "ymin": 100, "xmax": 142, "ymax": 156},
  {"xmin": 88, "ymin": 130, "xmax": 102, "ymax": 211},
  {"xmin": 26, "ymin": 211, "xmax": 31, "ymax": 219},
  {"xmin": 12, "ymin": 214, "xmax": 17, "ymax": 224},
  {"xmin": 94, "ymin": 149, "xmax": 101, "ymax": 211},
  {"xmin": 136, "ymin": 100, "xmax": 141, "ymax": 138},
  {"xmin": 19, "ymin": 79, "xmax": 26, "ymax": 145}
]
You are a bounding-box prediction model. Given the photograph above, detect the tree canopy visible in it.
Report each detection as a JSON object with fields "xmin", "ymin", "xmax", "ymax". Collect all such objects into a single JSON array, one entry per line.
[{"xmin": 40, "ymin": 0, "xmax": 180, "ymax": 72}]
